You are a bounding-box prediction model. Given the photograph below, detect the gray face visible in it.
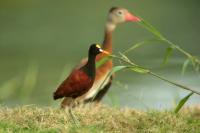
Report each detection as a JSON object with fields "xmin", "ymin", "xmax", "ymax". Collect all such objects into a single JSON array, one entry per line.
[{"xmin": 107, "ymin": 8, "xmax": 128, "ymax": 25}]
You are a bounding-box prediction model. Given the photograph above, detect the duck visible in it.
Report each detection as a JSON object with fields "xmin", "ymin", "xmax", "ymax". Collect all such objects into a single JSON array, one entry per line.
[
  {"xmin": 61, "ymin": 7, "xmax": 141, "ymax": 108},
  {"xmin": 53, "ymin": 44, "xmax": 110, "ymax": 107}
]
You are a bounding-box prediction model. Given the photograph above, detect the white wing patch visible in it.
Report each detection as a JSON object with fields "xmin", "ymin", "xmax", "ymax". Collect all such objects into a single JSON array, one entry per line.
[{"xmin": 84, "ymin": 71, "xmax": 110, "ymax": 99}]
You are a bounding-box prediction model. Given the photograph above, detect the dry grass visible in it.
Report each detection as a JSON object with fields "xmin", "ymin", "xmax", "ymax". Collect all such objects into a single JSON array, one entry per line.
[{"xmin": 0, "ymin": 104, "xmax": 200, "ymax": 133}]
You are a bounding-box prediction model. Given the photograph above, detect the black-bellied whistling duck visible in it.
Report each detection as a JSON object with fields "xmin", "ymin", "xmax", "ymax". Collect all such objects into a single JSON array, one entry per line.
[
  {"xmin": 53, "ymin": 44, "xmax": 109, "ymax": 105},
  {"xmin": 61, "ymin": 7, "xmax": 141, "ymax": 107}
]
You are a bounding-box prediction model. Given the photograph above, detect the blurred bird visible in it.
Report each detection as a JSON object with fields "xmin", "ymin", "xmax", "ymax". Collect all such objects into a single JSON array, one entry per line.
[
  {"xmin": 61, "ymin": 7, "xmax": 141, "ymax": 108},
  {"xmin": 53, "ymin": 44, "xmax": 110, "ymax": 107}
]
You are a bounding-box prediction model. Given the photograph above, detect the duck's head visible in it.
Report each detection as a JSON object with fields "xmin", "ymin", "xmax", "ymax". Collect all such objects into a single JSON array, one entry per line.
[
  {"xmin": 106, "ymin": 7, "xmax": 141, "ymax": 30},
  {"xmin": 89, "ymin": 44, "xmax": 110, "ymax": 56}
]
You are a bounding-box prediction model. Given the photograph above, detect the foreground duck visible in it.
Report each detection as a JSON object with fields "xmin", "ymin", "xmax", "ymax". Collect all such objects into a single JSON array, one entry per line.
[
  {"xmin": 61, "ymin": 7, "xmax": 141, "ymax": 107},
  {"xmin": 53, "ymin": 44, "xmax": 109, "ymax": 106}
]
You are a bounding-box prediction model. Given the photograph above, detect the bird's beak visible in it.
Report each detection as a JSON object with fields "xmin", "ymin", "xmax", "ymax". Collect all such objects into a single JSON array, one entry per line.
[
  {"xmin": 99, "ymin": 49, "xmax": 110, "ymax": 55},
  {"xmin": 125, "ymin": 12, "xmax": 141, "ymax": 22}
]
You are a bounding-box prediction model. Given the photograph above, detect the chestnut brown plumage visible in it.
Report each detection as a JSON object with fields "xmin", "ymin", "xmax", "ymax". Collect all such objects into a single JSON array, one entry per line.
[
  {"xmin": 61, "ymin": 7, "xmax": 141, "ymax": 107},
  {"xmin": 53, "ymin": 44, "xmax": 109, "ymax": 100}
]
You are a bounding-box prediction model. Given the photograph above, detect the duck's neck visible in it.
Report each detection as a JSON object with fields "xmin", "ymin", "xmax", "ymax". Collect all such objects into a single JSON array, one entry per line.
[
  {"xmin": 102, "ymin": 22, "xmax": 116, "ymax": 53},
  {"xmin": 84, "ymin": 54, "xmax": 96, "ymax": 78}
]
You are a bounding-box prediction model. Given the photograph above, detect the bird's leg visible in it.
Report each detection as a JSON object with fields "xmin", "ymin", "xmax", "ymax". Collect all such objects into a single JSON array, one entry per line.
[
  {"xmin": 68, "ymin": 101, "xmax": 80, "ymax": 127},
  {"xmin": 61, "ymin": 97, "xmax": 74, "ymax": 109},
  {"xmin": 72, "ymin": 100, "xmax": 80, "ymax": 107},
  {"xmin": 60, "ymin": 98, "xmax": 80, "ymax": 126},
  {"xmin": 74, "ymin": 96, "xmax": 85, "ymax": 107}
]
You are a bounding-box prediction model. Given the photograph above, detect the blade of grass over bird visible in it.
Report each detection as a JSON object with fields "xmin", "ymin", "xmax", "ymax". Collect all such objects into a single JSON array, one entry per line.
[
  {"xmin": 96, "ymin": 56, "xmax": 112, "ymax": 69},
  {"xmin": 91, "ymin": 66, "xmax": 128, "ymax": 101},
  {"xmin": 92, "ymin": 52, "xmax": 200, "ymax": 110}
]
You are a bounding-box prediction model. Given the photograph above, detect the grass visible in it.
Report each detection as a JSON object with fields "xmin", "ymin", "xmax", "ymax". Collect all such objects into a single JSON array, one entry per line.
[{"xmin": 0, "ymin": 104, "xmax": 200, "ymax": 133}]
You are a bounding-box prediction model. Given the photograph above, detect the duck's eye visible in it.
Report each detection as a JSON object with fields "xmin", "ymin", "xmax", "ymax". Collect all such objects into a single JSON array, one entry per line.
[{"xmin": 117, "ymin": 11, "xmax": 122, "ymax": 15}]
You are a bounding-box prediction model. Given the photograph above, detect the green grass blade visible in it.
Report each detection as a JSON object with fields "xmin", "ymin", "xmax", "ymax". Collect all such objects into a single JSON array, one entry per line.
[
  {"xmin": 182, "ymin": 59, "xmax": 190, "ymax": 75},
  {"xmin": 192, "ymin": 57, "xmax": 200, "ymax": 72},
  {"xmin": 130, "ymin": 67, "xmax": 149, "ymax": 74},
  {"xmin": 102, "ymin": 65, "xmax": 128, "ymax": 81},
  {"xmin": 174, "ymin": 92, "xmax": 193, "ymax": 113},
  {"xmin": 107, "ymin": 92, "xmax": 120, "ymax": 107},
  {"xmin": 195, "ymin": 64, "xmax": 200, "ymax": 72},
  {"xmin": 119, "ymin": 52, "xmax": 130, "ymax": 61},
  {"xmin": 0, "ymin": 77, "xmax": 22, "ymax": 100},
  {"xmin": 139, "ymin": 20, "xmax": 165, "ymax": 40},
  {"xmin": 149, "ymin": 72, "xmax": 200, "ymax": 95},
  {"xmin": 92, "ymin": 66, "xmax": 128, "ymax": 101},
  {"xmin": 123, "ymin": 38, "xmax": 163, "ymax": 54},
  {"xmin": 19, "ymin": 61, "xmax": 39, "ymax": 101},
  {"xmin": 138, "ymin": 18, "xmax": 200, "ymax": 66},
  {"xmin": 96, "ymin": 56, "xmax": 112, "ymax": 68},
  {"xmin": 162, "ymin": 47, "xmax": 173, "ymax": 66},
  {"xmin": 111, "ymin": 54, "xmax": 200, "ymax": 95}
]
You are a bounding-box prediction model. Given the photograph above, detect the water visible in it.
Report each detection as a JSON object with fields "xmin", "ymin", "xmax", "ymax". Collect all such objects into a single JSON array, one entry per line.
[
  {"xmin": 0, "ymin": 0, "xmax": 200, "ymax": 109},
  {"xmin": 101, "ymin": 58, "xmax": 200, "ymax": 109}
]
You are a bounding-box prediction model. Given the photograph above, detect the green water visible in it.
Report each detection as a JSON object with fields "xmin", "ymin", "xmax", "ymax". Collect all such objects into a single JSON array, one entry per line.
[{"xmin": 0, "ymin": 0, "xmax": 200, "ymax": 109}]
